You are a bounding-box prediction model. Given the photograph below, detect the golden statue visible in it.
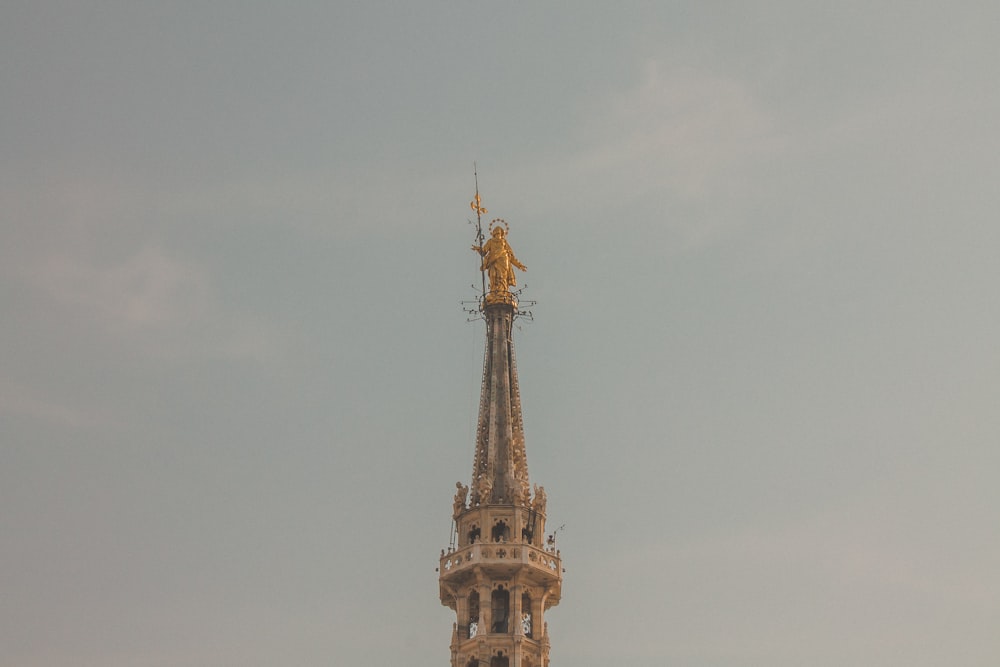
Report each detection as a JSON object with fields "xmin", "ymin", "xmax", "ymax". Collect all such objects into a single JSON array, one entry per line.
[{"xmin": 472, "ymin": 221, "xmax": 526, "ymax": 302}]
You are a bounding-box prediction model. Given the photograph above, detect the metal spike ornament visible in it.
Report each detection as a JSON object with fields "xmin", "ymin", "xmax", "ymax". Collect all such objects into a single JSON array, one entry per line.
[
  {"xmin": 470, "ymin": 193, "xmax": 487, "ymax": 216},
  {"xmin": 470, "ymin": 165, "xmax": 488, "ymax": 301}
]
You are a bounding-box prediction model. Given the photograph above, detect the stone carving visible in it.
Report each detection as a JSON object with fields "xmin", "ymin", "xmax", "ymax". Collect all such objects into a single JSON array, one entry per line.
[
  {"xmin": 532, "ymin": 484, "xmax": 547, "ymax": 515},
  {"xmin": 453, "ymin": 482, "xmax": 468, "ymax": 518},
  {"xmin": 510, "ymin": 478, "xmax": 526, "ymax": 506},
  {"xmin": 512, "ymin": 439, "xmax": 530, "ymax": 504},
  {"xmin": 476, "ymin": 474, "xmax": 493, "ymax": 503}
]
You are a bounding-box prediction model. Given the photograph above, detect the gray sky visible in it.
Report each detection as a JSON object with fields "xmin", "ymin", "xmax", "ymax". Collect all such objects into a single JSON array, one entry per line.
[{"xmin": 3, "ymin": 2, "xmax": 999, "ymax": 665}]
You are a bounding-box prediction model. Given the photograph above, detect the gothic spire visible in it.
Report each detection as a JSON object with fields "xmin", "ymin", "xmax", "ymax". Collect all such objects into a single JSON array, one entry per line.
[
  {"xmin": 441, "ymin": 191, "xmax": 561, "ymax": 667},
  {"xmin": 469, "ymin": 299, "xmax": 530, "ymax": 506},
  {"xmin": 467, "ymin": 207, "xmax": 530, "ymax": 506}
]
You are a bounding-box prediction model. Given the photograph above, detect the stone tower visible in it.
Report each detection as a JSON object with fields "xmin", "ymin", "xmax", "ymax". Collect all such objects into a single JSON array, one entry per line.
[{"xmin": 439, "ymin": 214, "xmax": 562, "ymax": 667}]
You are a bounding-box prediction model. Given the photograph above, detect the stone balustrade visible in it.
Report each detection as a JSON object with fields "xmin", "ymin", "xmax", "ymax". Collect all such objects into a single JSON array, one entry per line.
[{"xmin": 440, "ymin": 541, "xmax": 561, "ymax": 577}]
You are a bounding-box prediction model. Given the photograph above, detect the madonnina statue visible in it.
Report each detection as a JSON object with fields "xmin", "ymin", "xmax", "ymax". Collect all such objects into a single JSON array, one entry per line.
[{"xmin": 472, "ymin": 224, "xmax": 526, "ymax": 300}]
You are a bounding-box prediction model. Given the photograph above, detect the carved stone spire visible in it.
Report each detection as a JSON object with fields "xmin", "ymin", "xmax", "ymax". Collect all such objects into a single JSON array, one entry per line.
[{"xmin": 469, "ymin": 300, "xmax": 530, "ymax": 506}]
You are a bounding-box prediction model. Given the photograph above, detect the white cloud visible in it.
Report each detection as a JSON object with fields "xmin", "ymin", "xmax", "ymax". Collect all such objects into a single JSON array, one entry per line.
[
  {"xmin": 164, "ymin": 165, "xmax": 468, "ymax": 240},
  {"xmin": 29, "ymin": 244, "xmax": 211, "ymax": 334},
  {"xmin": 562, "ymin": 494, "xmax": 997, "ymax": 665},
  {"xmin": 582, "ymin": 60, "xmax": 783, "ymax": 200},
  {"xmin": 24, "ymin": 243, "xmax": 294, "ymax": 366},
  {"xmin": 1, "ymin": 170, "xmax": 295, "ymax": 367},
  {"xmin": 0, "ymin": 379, "xmax": 116, "ymax": 430},
  {"xmin": 472, "ymin": 61, "xmax": 788, "ymax": 254}
]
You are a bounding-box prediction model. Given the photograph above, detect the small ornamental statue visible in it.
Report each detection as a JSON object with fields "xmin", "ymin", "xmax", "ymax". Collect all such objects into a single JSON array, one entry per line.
[{"xmin": 453, "ymin": 482, "xmax": 468, "ymax": 518}]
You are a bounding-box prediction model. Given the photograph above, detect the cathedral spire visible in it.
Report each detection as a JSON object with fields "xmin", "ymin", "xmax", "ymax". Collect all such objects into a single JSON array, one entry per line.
[
  {"xmin": 440, "ymin": 190, "xmax": 561, "ymax": 667},
  {"xmin": 468, "ymin": 220, "xmax": 529, "ymax": 506}
]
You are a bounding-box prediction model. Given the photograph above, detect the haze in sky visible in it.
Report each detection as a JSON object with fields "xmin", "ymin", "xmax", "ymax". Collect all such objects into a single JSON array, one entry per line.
[{"xmin": 2, "ymin": 3, "xmax": 999, "ymax": 666}]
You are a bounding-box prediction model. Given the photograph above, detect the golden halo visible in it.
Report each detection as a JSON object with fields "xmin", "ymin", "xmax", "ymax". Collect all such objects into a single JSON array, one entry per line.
[{"xmin": 488, "ymin": 218, "xmax": 509, "ymax": 234}]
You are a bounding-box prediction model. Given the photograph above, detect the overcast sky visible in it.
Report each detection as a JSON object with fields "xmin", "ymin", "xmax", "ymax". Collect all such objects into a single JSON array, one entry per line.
[{"xmin": 3, "ymin": 2, "xmax": 999, "ymax": 666}]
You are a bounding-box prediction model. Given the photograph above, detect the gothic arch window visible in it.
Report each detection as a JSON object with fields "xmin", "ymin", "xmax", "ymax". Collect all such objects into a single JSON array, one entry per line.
[
  {"xmin": 467, "ymin": 523, "xmax": 481, "ymax": 545},
  {"xmin": 491, "ymin": 586, "xmax": 510, "ymax": 633},
  {"xmin": 491, "ymin": 519, "xmax": 510, "ymax": 543},
  {"xmin": 491, "ymin": 650, "xmax": 509, "ymax": 667}
]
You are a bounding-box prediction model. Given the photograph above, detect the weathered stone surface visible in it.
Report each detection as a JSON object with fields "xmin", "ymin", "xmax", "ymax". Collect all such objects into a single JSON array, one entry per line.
[{"xmin": 440, "ymin": 300, "xmax": 562, "ymax": 667}]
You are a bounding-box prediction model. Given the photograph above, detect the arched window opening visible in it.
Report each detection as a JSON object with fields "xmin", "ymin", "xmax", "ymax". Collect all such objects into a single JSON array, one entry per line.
[
  {"xmin": 465, "ymin": 657, "xmax": 477, "ymax": 667},
  {"xmin": 491, "ymin": 520, "xmax": 510, "ymax": 543},
  {"xmin": 490, "ymin": 651, "xmax": 509, "ymax": 667},
  {"xmin": 491, "ymin": 587, "xmax": 510, "ymax": 633},
  {"xmin": 521, "ymin": 591, "xmax": 532, "ymax": 638},
  {"xmin": 467, "ymin": 524, "xmax": 481, "ymax": 544},
  {"xmin": 467, "ymin": 591, "xmax": 480, "ymax": 639}
]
